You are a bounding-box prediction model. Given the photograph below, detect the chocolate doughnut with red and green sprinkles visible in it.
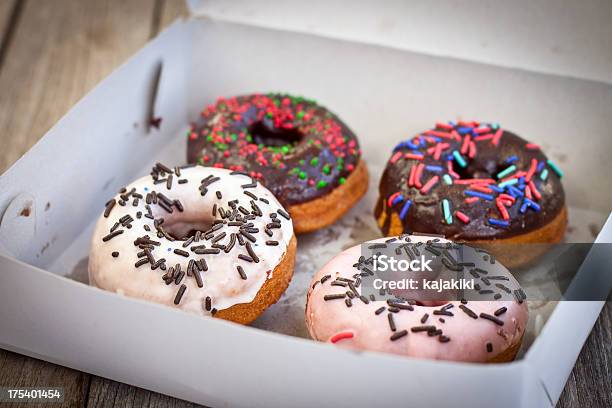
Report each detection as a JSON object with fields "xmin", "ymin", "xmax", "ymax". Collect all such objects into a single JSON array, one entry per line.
[
  {"xmin": 187, "ymin": 93, "xmax": 368, "ymax": 233},
  {"xmin": 375, "ymin": 121, "xmax": 567, "ymax": 263}
]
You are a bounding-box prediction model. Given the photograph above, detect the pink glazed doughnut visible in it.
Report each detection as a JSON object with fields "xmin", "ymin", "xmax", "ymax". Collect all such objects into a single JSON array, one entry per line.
[{"xmin": 305, "ymin": 235, "xmax": 529, "ymax": 363}]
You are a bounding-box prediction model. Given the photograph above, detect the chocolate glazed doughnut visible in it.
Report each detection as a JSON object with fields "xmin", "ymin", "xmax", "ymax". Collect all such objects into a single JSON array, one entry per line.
[
  {"xmin": 187, "ymin": 93, "xmax": 368, "ymax": 233},
  {"xmin": 375, "ymin": 121, "xmax": 567, "ymax": 267}
]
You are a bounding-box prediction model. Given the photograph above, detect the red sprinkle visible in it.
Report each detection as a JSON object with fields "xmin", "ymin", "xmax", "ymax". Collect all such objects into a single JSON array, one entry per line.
[
  {"xmin": 455, "ymin": 210, "xmax": 470, "ymax": 224},
  {"xmin": 492, "ymin": 128, "xmax": 503, "ymax": 146},
  {"xmin": 465, "ymin": 197, "xmax": 479, "ymax": 204},
  {"xmin": 330, "ymin": 331, "xmax": 354, "ymax": 343},
  {"xmin": 408, "ymin": 165, "xmax": 416, "ymax": 187},
  {"xmin": 454, "ymin": 178, "xmax": 495, "ymax": 185},
  {"xmin": 525, "ymin": 158, "xmax": 537, "ymax": 182},
  {"xmin": 460, "ymin": 135, "xmax": 471, "ymax": 154},
  {"xmin": 420, "ymin": 175, "xmax": 439, "ymax": 194},
  {"xmin": 525, "ymin": 143, "xmax": 540, "ymax": 150},
  {"xmin": 528, "ymin": 180, "xmax": 542, "ymax": 200},
  {"xmin": 496, "ymin": 199, "xmax": 510, "ymax": 220},
  {"xmin": 388, "ymin": 192, "xmax": 401, "ymax": 207}
]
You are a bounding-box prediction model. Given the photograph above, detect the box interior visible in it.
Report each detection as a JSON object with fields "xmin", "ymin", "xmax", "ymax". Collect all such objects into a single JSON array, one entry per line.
[{"xmin": 1, "ymin": 19, "xmax": 611, "ymax": 359}]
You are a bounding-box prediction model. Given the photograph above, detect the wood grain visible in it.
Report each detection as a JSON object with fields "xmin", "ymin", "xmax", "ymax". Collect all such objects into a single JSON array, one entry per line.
[
  {"xmin": 0, "ymin": 0, "xmax": 157, "ymax": 173},
  {"xmin": 0, "ymin": 1, "xmax": 609, "ymax": 407}
]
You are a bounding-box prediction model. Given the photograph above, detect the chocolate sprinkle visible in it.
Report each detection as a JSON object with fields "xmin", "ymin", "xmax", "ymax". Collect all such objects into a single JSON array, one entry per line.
[
  {"xmin": 173, "ymin": 284, "xmax": 187, "ymax": 305},
  {"xmin": 486, "ymin": 342, "xmax": 493, "ymax": 353},
  {"xmin": 390, "ymin": 330, "xmax": 408, "ymax": 341},
  {"xmin": 494, "ymin": 307, "xmax": 507, "ymax": 316},
  {"xmin": 479, "ymin": 313, "xmax": 504, "ymax": 326},
  {"xmin": 459, "ymin": 304, "xmax": 478, "ymax": 319},
  {"xmin": 237, "ymin": 265, "xmax": 247, "ymax": 280}
]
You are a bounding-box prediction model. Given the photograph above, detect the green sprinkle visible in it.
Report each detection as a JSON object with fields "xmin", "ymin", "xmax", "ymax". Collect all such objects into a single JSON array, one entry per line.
[
  {"xmin": 338, "ymin": 177, "xmax": 346, "ymax": 185},
  {"xmin": 298, "ymin": 171, "xmax": 307, "ymax": 180},
  {"xmin": 498, "ymin": 179, "xmax": 519, "ymax": 189},
  {"xmin": 299, "ymin": 159, "xmax": 305, "ymax": 165},
  {"xmin": 452, "ymin": 151, "xmax": 467, "ymax": 168},
  {"xmin": 206, "ymin": 135, "xmax": 213, "ymax": 142},
  {"xmin": 540, "ymin": 168, "xmax": 549, "ymax": 181},
  {"xmin": 266, "ymin": 112, "xmax": 273, "ymax": 118},
  {"xmin": 546, "ymin": 160, "xmax": 564, "ymax": 178},
  {"xmin": 442, "ymin": 174, "xmax": 453, "ymax": 185},
  {"xmin": 497, "ymin": 165, "xmax": 517, "ymax": 179},
  {"xmin": 317, "ymin": 180, "xmax": 328, "ymax": 189},
  {"xmin": 310, "ymin": 157, "xmax": 319, "ymax": 167},
  {"xmin": 281, "ymin": 145, "xmax": 290, "ymax": 154},
  {"xmin": 323, "ymin": 164, "xmax": 331, "ymax": 175},
  {"xmin": 442, "ymin": 199, "xmax": 452, "ymax": 224},
  {"xmin": 230, "ymin": 133, "xmax": 238, "ymax": 141},
  {"xmin": 297, "ymin": 111, "xmax": 305, "ymax": 119}
]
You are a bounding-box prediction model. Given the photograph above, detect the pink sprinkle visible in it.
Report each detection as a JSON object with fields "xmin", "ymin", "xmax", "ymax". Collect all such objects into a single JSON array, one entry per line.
[
  {"xmin": 492, "ymin": 128, "xmax": 503, "ymax": 146},
  {"xmin": 404, "ymin": 153, "xmax": 424, "ymax": 160},
  {"xmin": 425, "ymin": 130, "xmax": 454, "ymax": 139},
  {"xmin": 474, "ymin": 127, "xmax": 491, "ymax": 134},
  {"xmin": 468, "ymin": 141, "xmax": 477, "ymax": 158},
  {"xmin": 528, "ymin": 180, "xmax": 542, "ymax": 200},
  {"xmin": 330, "ymin": 331, "xmax": 354, "ymax": 344},
  {"xmin": 496, "ymin": 199, "xmax": 510, "ymax": 220},
  {"xmin": 451, "ymin": 130, "xmax": 462, "ymax": 141},
  {"xmin": 471, "ymin": 184, "xmax": 493, "ymax": 194},
  {"xmin": 525, "ymin": 158, "xmax": 537, "ymax": 182},
  {"xmin": 525, "ymin": 186, "xmax": 533, "ymax": 199},
  {"xmin": 420, "ymin": 175, "xmax": 439, "ymax": 194},
  {"xmin": 458, "ymin": 120, "xmax": 479, "ymax": 127},
  {"xmin": 390, "ymin": 151, "xmax": 403, "ymax": 164},
  {"xmin": 455, "ymin": 211, "xmax": 470, "ymax": 224},
  {"xmin": 454, "ymin": 178, "xmax": 495, "ymax": 185},
  {"xmin": 408, "ymin": 165, "xmax": 416, "ymax": 187},
  {"xmin": 465, "ymin": 197, "xmax": 479, "ymax": 204},
  {"xmin": 447, "ymin": 161, "xmax": 460, "ymax": 179},
  {"xmin": 414, "ymin": 164, "xmax": 424, "ymax": 188},
  {"xmin": 498, "ymin": 193, "xmax": 516, "ymax": 204},
  {"xmin": 436, "ymin": 122, "xmax": 453, "ymax": 130},
  {"xmin": 460, "ymin": 135, "xmax": 471, "ymax": 154},
  {"xmin": 525, "ymin": 143, "xmax": 540, "ymax": 150},
  {"xmin": 474, "ymin": 133, "xmax": 494, "ymax": 142}
]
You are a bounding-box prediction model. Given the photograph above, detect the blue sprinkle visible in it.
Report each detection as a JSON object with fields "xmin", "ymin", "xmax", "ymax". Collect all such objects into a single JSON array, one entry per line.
[
  {"xmin": 520, "ymin": 203, "xmax": 529, "ymax": 214},
  {"xmin": 505, "ymin": 156, "xmax": 518, "ymax": 164},
  {"xmin": 425, "ymin": 165, "xmax": 443, "ymax": 173},
  {"xmin": 488, "ymin": 218, "xmax": 510, "ymax": 228},
  {"xmin": 448, "ymin": 121, "xmax": 456, "ymax": 126},
  {"xmin": 465, "ymin": 190, "xmax": 494, "ymax": 201},
  {"xmin": 508, "ymin": 185, "xmax": 524, "ymax": 197},
  {"xmin": 457, "ymin": 126, "xmax": 473, "ymax": 135},
  {"xmin": 523, "ymin": 198, "xmax": 541, "ymax": 212},
  {"xmin": 392, "ymin": 194, "xmax": 404, "ymax": 206},
  {"xmin": 144, "ymin": 187, "xmax": 149, "ymax": 192},
  {"xmin": 399, "ymin": 200, "xmax": 412, "ymax": 220},
  {"xmin": 536, "ymin": 161, "xmax": 545, "ymax": 172},
  {"xmin": 488, "ymin": 184, "xmax": 504, "ymax": 193}
]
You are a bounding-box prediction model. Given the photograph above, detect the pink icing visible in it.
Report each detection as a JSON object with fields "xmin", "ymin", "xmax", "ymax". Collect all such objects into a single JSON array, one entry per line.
[{"xmin": 305, "ymin": 236, "xmax": 529, "ymax": 363}]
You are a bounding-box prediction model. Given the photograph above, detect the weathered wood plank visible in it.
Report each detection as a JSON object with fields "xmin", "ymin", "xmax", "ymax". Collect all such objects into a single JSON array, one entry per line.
[
  {"xmin": 0, "ymin": 0, "xmax": 156, "ymax": 174},
  {"xmin": 557, "ymin": 301, "xmax": 611, "ymax": 408},
  {"xmin": 158, "ymin": 0, "xmax": 188, "ymax": 32},
  {"xmin": 0, "ymin": 349, "xmax": 89, "ymax": 407},
  {"xmin": 87, "ymin": 376, "xmax": 202, "ymax": 408},
  {"xmin": 0, "ymin": 0, "xmax": 18, "ymax": 54}
]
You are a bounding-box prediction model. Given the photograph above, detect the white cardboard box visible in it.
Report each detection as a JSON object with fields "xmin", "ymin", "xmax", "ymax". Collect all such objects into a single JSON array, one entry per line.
[{"xmin": 0, "ymin": 3, "xmax": 611, "ymax": 407}]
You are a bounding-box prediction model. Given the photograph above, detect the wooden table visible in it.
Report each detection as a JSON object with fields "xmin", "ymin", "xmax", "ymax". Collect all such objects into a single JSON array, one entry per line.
[{"xmin": 0, "ymin": 1, "xmax": 609, "ymax": 407}]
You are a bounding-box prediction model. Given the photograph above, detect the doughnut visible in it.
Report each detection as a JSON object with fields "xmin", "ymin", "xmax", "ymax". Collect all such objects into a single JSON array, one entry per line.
[
  {"xmin": 89, "ymin": 164, "xmax": 297, "ymax": 324},
  {"xmin": 305, "ymin": 235, "xmax": 529, "ymax": 363},
  {"xmin": 375, "ymin": 121, "xmax": 566, "ymax": 266},
  {"xmin": 187, "ymin": 93, "xmax": 368, "ymax": 233}
]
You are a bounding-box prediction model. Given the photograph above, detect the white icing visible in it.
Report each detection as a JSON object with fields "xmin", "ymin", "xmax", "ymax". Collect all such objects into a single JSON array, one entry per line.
[{"xmin": 89, "ymin": 166, "xmax": 293, "ymax": 316}]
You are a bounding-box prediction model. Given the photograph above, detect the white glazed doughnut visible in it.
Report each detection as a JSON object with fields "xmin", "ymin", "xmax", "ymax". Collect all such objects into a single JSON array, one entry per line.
[
  {"xmin": 305, "ymin": 234, "xmax": 529, "ymax": 362},
  {"xmin": 89, "ymin": 165, "xmax": 296, "ymax": 323}
]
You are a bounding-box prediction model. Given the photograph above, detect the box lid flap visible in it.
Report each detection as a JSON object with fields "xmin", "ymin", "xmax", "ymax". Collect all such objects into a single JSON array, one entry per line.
[{"xmin": 186, "ymin": 0, "xmax": 612, "ymax": 85}]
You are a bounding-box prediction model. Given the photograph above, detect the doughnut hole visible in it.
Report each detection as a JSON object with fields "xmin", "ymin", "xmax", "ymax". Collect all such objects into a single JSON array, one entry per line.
[
  {"xmin": 249, "ymin": 119, "xmax": 303, "ymax": 148},
  {"xmin": 159, "ymin": 211, "xmax": 216, "ymax": 240}
]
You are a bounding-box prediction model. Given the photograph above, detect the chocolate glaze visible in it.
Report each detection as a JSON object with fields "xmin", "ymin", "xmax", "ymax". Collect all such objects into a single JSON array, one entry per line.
[
  {"xmin": 187, "ymin": 94, "xmax": 361, "ymax": 206},
  {"xmin": 376, "ymin": 122, "xmax": 565, "ymax": 240}
]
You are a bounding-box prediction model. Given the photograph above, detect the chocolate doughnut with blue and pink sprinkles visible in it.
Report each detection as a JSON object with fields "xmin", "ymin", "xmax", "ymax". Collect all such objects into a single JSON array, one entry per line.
[
  {"xmin": 187, "ymin": 93, "xmax": 368, "ymax": 233},
  {"xmin": 375, "ymin": 121, "xmax": 566, "ymax": 264}
]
